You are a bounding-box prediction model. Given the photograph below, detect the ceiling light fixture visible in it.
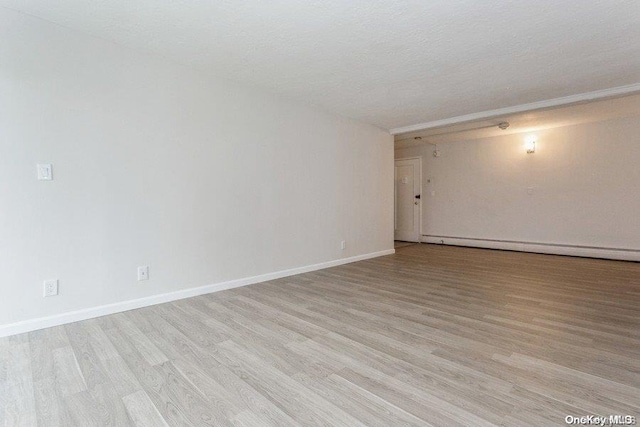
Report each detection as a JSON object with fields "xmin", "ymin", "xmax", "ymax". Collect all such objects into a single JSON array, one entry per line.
[{"xmin": 525, "ymin": 136, "xmax": 536, "ymax": 154}]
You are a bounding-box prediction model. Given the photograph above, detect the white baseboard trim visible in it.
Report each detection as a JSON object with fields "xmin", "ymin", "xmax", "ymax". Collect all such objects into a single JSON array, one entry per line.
[
  {"xmin": 0, "ymin": 249, "xmax": 395, "ymax": 338},
  {"xmin": 422, "ymin": 235, "xmax": 640, "ymax": 262}
]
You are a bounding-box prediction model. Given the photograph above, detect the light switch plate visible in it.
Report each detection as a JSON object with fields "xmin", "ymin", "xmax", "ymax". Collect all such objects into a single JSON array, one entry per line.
[{"xmin": 37, "ymin": 164, "xmax": 53, "ymax": 180}]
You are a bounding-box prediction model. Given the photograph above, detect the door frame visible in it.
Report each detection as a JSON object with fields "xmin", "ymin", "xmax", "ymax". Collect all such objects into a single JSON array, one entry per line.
[{"xmin": 394, "ymin": 156, "xmax": 422, "ymax": 243}]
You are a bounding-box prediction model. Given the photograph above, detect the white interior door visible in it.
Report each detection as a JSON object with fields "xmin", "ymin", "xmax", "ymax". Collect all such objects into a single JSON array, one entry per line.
[{"xmin": 394, "ymin": 158, "xmax": 421, "ymax": 242}]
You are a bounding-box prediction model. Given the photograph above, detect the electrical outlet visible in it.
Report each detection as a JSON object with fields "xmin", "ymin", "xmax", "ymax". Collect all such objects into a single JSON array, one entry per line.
[
  {"xmin": 137, "ymin": 266, "xmax": 149, "ymax": 281},
  {"xmin": 341, "ymin": 240, "xmax": 346, "ymax": 250},
  {"xmin": 43, "ymin": 279, "xmax": 58, "ymax": 297}
]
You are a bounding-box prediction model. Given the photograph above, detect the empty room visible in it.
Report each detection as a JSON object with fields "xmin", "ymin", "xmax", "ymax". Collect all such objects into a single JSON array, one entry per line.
[{"xmin": 1, "ymin": 1, "xmax": 639, "ymax": 426}]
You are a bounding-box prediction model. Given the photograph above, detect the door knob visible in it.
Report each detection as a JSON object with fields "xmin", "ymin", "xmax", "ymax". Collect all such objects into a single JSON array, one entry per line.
[{"xmin": 415, "ymin": 194, "xmax": 421, "ymax": 199}]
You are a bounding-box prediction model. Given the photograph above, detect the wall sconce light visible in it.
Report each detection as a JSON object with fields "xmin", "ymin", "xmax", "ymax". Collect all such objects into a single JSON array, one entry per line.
[{"xmin": 525, "ymin": 136, "xmax": 536, "ymax": 154}]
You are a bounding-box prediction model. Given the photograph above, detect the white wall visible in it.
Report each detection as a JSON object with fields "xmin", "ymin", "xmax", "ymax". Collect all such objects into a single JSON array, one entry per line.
[
  {"xmin": 0, "ymin": 8, "xmax": 394, "ymax": 333},
  {"xmin": 395, "ymin": 116, "xmax": 640, "ymax": 259}
]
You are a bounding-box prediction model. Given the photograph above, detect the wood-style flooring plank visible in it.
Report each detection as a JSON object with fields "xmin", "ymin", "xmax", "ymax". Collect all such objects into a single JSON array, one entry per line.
[
  {"xmin": 122, "ymin": 390, "xmax": 169, "ymax": 427},
  {"xmin": 1, "ymin": 244, "xmax": 639, "ymax": 426}
]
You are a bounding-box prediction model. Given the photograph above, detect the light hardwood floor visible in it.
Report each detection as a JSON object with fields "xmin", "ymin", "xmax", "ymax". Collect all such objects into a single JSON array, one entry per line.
[{"xmin": 1, "ymin": 244, "xmax": 639, "ymax": 426}]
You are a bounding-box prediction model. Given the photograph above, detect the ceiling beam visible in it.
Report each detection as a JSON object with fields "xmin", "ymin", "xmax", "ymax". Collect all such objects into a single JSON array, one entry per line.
[{"xmin": 389, "ymin": 83, "xmax": 640, "ymax": 135}]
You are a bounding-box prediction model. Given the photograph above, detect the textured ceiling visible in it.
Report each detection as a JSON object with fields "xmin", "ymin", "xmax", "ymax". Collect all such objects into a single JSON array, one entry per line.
[{"xmin": 2, "ymin": 1, "xmax": 640, "ymax": 130}]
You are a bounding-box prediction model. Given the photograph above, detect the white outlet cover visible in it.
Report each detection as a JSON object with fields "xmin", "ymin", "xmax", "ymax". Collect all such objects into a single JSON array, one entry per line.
[
  {"xmin": 43, "ymin": 279, "xmax": 58, "ymax": 297},
  {"xmin": 137, "ymin": 266, "xmax": 149, "ymax": 281}
]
